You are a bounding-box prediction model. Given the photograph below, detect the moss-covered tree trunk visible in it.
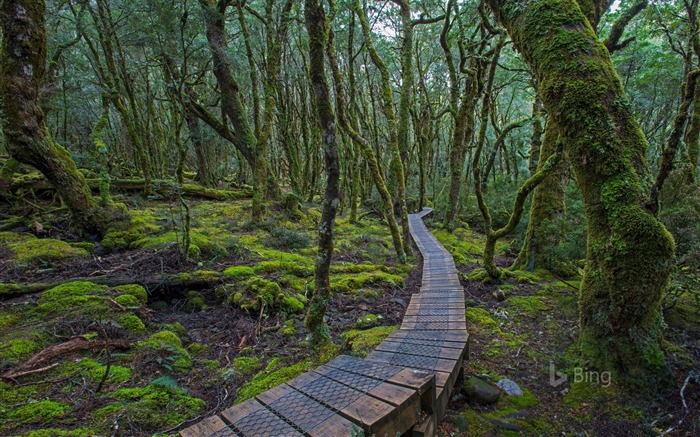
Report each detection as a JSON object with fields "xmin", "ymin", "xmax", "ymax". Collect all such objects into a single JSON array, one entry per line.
[
  {"xmin": 199, "ymin": 0, "xmax": 267, "ymax": 223},
  {"xmin": 323, "ymin": 3, "xmax": 405, "ymax": 262},
  {"xmin": 0, "ymin": 0, "xmax": 107, "ymax": 235},
  {"xmin": 488, "ymin": 0, "xmax": 676, "ymax": 383},
  {"xmin": 512, "ymin": 118, "xmax": 567, "ymax": 272},
  {"xmin": 304, "ymin": 0, "xmax": 340, "ymax": 346},
  {"xmin": 354, "ymin": 0, "xmax": 411, "ymax": 257}
]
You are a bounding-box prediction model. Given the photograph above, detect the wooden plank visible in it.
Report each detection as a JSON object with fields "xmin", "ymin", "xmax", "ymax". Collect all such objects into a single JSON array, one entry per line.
[
  {"xmin": 285, "ymin": 370, "xmax": 403, "ymax": 437},
  {"xmin": 179, "ymin": 415, "xmax": 235, "ymax": 437},
  {"xmin": 220, "ymin": 399, "xmax": 303, "ymax": 437},
  {"xmin": 256, "ymin": 383, "xmax": 356, "ymax": 437},
  {"xmin": 375, "ymin": 339, "xmax": 464, "ymax": 361}
]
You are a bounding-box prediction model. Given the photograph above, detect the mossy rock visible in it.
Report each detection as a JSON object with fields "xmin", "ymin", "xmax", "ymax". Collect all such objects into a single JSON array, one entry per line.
[
  {"xmin": 114, "ymin": 284, "xmax": 148, "ymax": 305},
  {"xmin": 229, "ymin": 277, "xmax": 303, "ymax": 314},
  {"xmin": 117, "ymin": 314, "xmax": 146, "ymax": 334},
  {"xmin": 355, "ymin": 313, "xmax": 383, "ymax": 328},
  {"xmin": 114, "ymin": 293, "xmax": 142, "ymax": 308},
  {"xmin": 185, "ymin": 291, "xmax": 206, "ymax": 311},
  {"xmin": 341, "ymin": 325, "xmax": 398, "ymax": 357},
  {"xmin": 0, "ymin": 232, "xmax": 89, "ymax": 264},
  {"xmin": 136, "ymin": 331, "xmax": 191, "ymax": 372},
  {"xmin": 36, "ymin": 281, "xmax": 109, "ymax": 315},
  {"xmin": 101, "ymin": 210, "xmax": 160, "ymax": 249}
]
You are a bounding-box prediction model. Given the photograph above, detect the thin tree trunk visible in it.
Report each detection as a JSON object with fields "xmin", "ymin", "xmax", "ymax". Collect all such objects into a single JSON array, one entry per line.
[{"xmin": 304, "ymin": 0, "xmax": 340, "ymax": 345}]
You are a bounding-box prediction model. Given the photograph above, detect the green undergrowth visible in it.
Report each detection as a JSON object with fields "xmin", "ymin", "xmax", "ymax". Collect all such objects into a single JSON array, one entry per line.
[
  {"xmin": 0, "ymin": 232, "xmax": 90, "ymax": 265},
  {"xmin": 0, "ymin": 281, "xmax": 211, "ymax": 436},
  {"xmin": 430, "ymin": 225, "xmax": 485, "ymax": 265}
]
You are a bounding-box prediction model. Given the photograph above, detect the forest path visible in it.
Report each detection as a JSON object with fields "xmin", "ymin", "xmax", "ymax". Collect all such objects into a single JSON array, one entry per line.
[{"xmin": 180, "ymin": 208, "xmax": 469, "ymax": 437}]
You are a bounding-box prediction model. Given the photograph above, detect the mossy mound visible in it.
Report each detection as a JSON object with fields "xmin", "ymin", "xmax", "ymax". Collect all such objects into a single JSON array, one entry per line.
[
  {"xmin": 93, "ymin": 383, "xmax": 206, "ymax": 431},
  {"xmin": 341, "ymin": 325, "xmax": 398, "ymax": 357},
  {"xmin": 0, "ymin": 232, "xmax": 89, "ymax": 265},
  {"xmin": 101, "ymin": 210, "xmax": 160, "ymax": 249},
  {"xmin": 228, "ymin": 276, "xmax": 306, "ymax": 315},
  {"xmin": 330, "ymin": 271, "xmax": 403, "ymax": 293},
  {"xmin": 235, "ymin": 358, "xmax": 312, "ymax": 403}
]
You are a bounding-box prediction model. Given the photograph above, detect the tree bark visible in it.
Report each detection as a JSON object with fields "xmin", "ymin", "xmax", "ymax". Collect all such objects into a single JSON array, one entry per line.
[
  {"xmin": 0, "ymin": 0, "xmax": 108, "ymax": 236},
  {"xmin": 304, "ymin": 0, "xmax": 340, "ymax": 345},
  {"xmin": 488, "ymin": 0, "xmax": 675, "ymax": 384}
]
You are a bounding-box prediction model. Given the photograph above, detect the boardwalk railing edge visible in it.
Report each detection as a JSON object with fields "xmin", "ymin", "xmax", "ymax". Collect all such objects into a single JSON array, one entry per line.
[{"xmin": 180, "ymin": 208, "xmax": 469, "ymax": 437}]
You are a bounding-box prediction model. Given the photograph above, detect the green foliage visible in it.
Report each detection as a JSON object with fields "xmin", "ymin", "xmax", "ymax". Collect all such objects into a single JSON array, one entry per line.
[{"xmin": 266, "ymin": 226, "xmax": 312, "ymax": 250}]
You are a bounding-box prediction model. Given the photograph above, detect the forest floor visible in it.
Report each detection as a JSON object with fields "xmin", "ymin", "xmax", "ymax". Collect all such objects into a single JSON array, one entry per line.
[{"xmin": 0, "ymin": 191, "xmax": 698, "ymax": 436}]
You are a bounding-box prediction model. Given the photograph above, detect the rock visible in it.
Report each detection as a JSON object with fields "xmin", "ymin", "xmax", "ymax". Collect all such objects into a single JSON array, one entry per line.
[
  {"xmin": 492, "ymin": 289, "xmax": 507, "ymax": 301},
  {"xmin": 390, "ymin": 298, "xmax": 408, "ymax": 308},
  {"xmin": 463, "ymin": 376, "xmax": 500, "ymax": 404},
  {"xmin": 496, "ymin": 379, "xmax": 524, "ymax": 396},
  {"xmin": 453, "ymin": 415, "xmax": 469, "ymax": 432}
]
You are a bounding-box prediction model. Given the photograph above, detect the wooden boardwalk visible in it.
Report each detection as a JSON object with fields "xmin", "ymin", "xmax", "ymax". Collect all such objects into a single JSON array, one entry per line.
[{"xmin": 180, "ymin": 208, "xmax": 468, "ymax": 437}]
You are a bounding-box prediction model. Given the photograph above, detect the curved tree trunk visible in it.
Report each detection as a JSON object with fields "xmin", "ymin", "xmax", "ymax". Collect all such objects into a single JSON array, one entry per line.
[
  {"xmin": 488, "ymin": 0, "xmax": 675, "ymax": 383},
  {"xmin": 0, "ymin": 0, "xmax": 108, "ymax": 236}
]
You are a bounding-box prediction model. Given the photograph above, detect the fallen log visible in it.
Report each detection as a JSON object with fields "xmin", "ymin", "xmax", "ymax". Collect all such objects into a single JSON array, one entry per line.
[
  {"xmin": 1, "ymin": 335, "xmax": 132, "ymax": 382},
  {"xmin": 0, "ymin": 270, "xmax": 227, "ymax": 300},
  {"xmin": 7, "ymin": 178, "xmax": 252, "ymax": 201}
]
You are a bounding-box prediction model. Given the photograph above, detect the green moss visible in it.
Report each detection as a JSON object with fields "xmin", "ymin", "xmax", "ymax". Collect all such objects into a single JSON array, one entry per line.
[
  {"xmin": 139, "ymin": 330, "xmax": 183, "ymax": 350},
  {"xmin": 281, "ymin": 296, "xmax": 304, "ymax": 313},
  {"xmin": 114, "ymin": 293, "xmax": 141, "ymax": 308},
  {"xmin": 506, "ymin": 296, "xmax": 548, "ymax": 314},
  {"xmin": 235, "ymin": 359, "xmax": 311, "ymax": 403},
  {"xmin": 117, "ymin": 314, "xmax": 146, "ymax": 334},
  {"xmin": 223, "ymin": 265, "xmax": 255, "ymax": 278},
  {"xmin": 0, "ymin": 338, "xmax": 41, "ymax": 361},
  {"xmin": 22, "ymin": 428, "xmax": 93, "ymax": 437},
  {"xmin": 7, "ymin": 400, "xmax": 70, "ymax": 424},
  {"xmin": 0, "ymin": 313, "xmax": 20, "ymax": 330},
  {"xmin": 114, "ymin": 284, "xmax": 148, "ymax": 305},
  {"xmin": 465, "ymin": 307, "xmax": 499, "ymax": 330},
  {"xmin": 160, "ymin": 322, "xmax": 187, "ymax": 337},
  {"xmin": 185, "ymin": 291, "xmax": 206, "ymax": 311},
  {"xmin": 432, "ymin": 227, "xmax": 485, "ymax": 265},
  {"xmin": 102, "ymin": 210, "xmax": 160, "ymax": 249},
  {"xmin": 281, "ymin": 319, "xmax": 296, "ymax": 336},
  {"xmin": 79, "ymin": 358, "xmax": 133, "ymax": 384},
  {"xmin": 331, "ymin": 271, "xmax": 403, "ymax": 293},
  {"xmin": 254, "ymin": 260, "xmax": 313, "ymax": 277},
  {"xmin": 187, "ymin": 342, "xmax": 208, "ymax": 356},
  {"xmin": 355, "ymin": 313, "xmax": 382, "ymax": 328},
  {"xmin": 37, "ymin": 281, "xmax": 109, "ymax": 315},
  {"xmin": 341, "ymin": 325, "xmax": 398, "ymax": 358},
  {"xmin": 95, "ymin": 384, "xmax": 206, "ymax": 429},
  {"xmin": 233, "ymin": 356, "xmax": 262, "ymax": 375},
  {"xmin": 14, "ymin": 237, "xmax": 88, "ymax": 264},
  {"xmin": 503, "ymin": 387, "xmax": 538, "ymax": 408},
  {"xmin": 229, "ymin": 277, "xmax": 288, "ymax": 314}
]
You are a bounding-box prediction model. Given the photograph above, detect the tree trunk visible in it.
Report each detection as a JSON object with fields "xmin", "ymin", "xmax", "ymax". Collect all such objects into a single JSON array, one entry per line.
[
  {"xmin": 0, "ymin": 0, "xmax": 107, "ymax": 236},
  {"xmin": 512, "ymin": 119, "xmax": 567, "ymax": 272},
  {"xmin": 304, "ymin": 0, "xmax": 340, "ymax": 346},
  {"xmin": 488, "ymin": 0, "xmax": 675, "ymax": 384}
]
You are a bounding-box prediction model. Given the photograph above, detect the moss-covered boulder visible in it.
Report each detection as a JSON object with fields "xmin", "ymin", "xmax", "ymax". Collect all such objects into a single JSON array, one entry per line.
[{"xmin": 0, "ymin": 232, "xmax": 89, "ymax": 265}]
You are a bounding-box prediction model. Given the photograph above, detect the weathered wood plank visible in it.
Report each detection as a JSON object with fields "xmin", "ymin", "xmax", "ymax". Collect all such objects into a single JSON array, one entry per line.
[
  {"xmin": 179, "ymin": 416, "xmax": 235, "ymax": 437},
  {"xmin": 220, "ymin": 399, "xmax": 303, "ymax": 437}
]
